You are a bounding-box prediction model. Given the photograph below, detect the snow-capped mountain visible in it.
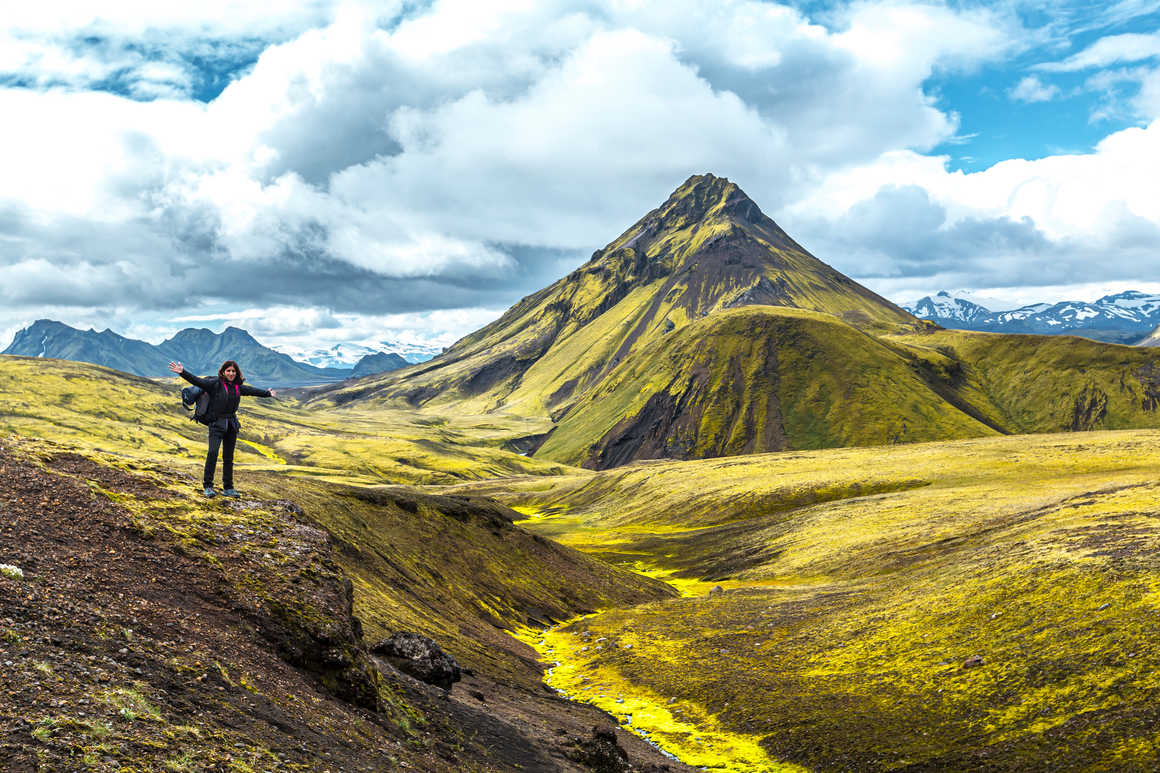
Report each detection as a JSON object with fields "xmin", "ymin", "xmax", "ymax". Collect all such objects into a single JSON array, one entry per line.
[
  {"xmin": 906, "ymin": 291, "xmax": 991, "ymax": 323},
  {"xmin": 904, "ymin": 290, "xmax": 1160, "ymax": 344},
  {"xmin": 286, "ymin": 341, "xmax": 440, "ymax": 368}
]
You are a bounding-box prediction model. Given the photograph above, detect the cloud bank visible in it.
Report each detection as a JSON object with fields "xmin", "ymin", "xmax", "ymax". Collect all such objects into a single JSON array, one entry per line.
[{"xmin": 0, "ymin": 0, "xmax": 1157, "ymax": 348}]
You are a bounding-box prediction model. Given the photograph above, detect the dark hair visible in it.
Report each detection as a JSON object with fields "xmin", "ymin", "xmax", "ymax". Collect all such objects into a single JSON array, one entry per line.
[{"xmin": 218, "ymin": 360, "xmax": 244, "ymax": 384}]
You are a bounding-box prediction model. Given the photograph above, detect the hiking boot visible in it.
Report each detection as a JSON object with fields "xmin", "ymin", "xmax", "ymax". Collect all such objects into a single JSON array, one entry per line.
[
  {"xmin": 223, "ymin": 489, "xmax": 240, "ymax": 498},
  {"xmin": 203, "ymin": 487, "xmax": 216, "ymax": 498}
]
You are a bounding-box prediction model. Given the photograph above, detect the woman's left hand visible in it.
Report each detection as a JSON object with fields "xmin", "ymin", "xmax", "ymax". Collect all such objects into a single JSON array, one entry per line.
[{"xmin": 269, "ymin": 389, "xmax": 278, "ymax": 397}]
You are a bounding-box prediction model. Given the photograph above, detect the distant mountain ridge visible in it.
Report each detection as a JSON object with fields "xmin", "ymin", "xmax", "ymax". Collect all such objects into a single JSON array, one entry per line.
[
  {"xmin": 906, "ymin": 290, "xmax": 1160, "ymax": 343},
  {"xmin": 2, "ymin": 320, "xmax": 408, "ymax": 387}
]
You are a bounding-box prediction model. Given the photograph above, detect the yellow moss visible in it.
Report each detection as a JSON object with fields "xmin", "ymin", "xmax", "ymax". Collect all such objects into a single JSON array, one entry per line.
[{"xmin": 517, "ymin": 621, "xmax": 806, "ymax": 772}]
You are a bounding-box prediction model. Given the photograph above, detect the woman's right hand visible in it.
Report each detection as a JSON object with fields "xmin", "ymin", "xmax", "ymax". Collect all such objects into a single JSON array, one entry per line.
[{"xmin": 168, "ymin": 361, "xmax": 184, "ymax": 374}]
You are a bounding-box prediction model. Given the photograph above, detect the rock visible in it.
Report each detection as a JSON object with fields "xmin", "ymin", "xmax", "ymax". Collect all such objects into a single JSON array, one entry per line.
[
  {"xmin": 708, "ymin": 585, "xmax": 723, "ymax": 596},
  {"xmin": 273, "ymin": 499, "xmax": 305, "ymax": 516},
  {"xmin": 370, "ymin": 632, "xmax": 461, "ymax": 690},
  {"xmin": 1097, "ymin": 602, "xmax": 1111, "ymax": 611},
  {"xmin": 962, "ymin": 654, "xmax": 985, "ymax": 668},
  {"xmin": 566, "ymin": 725, "xmax": 632, "ymax": 773}
]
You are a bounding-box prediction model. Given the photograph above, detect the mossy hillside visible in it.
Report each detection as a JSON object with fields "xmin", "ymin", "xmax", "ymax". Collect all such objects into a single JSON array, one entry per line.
[
  {"xmin": 234, "ymin": 471, "xmax": 675, "ymax": 689},
  {"xmin": 448, "ymin": 430, "xmax": 1160, "ymax": 564},
  {"xmin": 892, "ymin": 329, "xmax": 1160, "ymax": 433},
  {"xmin": 452, "ymin": 430, "xmax": 1160, "ymax": 770},
  {"xmin": 0, "ymin": 356, "xmax": 672, "ymax": 688},
  {"xmin": 522, "ymin": 621, "xmax": 807, "ymax": 773},
  {"xmin": 596, "ymin": 174, "xmax": 917, "ymax": 333},
  {"xmin": 534, "ymin": 306, "xmax": 996, "ymax": 468},
  {"xmin": 0, "ymin": 440, "xmax": 441, "ymax": 771},
  {"xmin": 0, "ymin": 354, "xmax": 565, "ymax": 485},
  {"xmin": 3, "ymin": 437, "xmax": 675, "ymax": 769}
]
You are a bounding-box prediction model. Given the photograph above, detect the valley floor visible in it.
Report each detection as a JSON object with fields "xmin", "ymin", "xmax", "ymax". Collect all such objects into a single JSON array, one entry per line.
[{"xmin": 447, "ymin": 430, "xmax": 1160, "ymax": 772}]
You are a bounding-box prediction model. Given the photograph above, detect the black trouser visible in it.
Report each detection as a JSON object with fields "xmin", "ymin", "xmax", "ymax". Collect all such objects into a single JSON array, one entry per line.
[{"xmin": 204, "ymin": 417, "xmax": 239, "ymax": 489}]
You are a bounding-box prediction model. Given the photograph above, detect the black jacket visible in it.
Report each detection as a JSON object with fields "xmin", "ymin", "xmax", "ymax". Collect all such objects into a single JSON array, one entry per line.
[{"xmin": 179, "ymin": 370, "xmax": 271, "ymax": 423}]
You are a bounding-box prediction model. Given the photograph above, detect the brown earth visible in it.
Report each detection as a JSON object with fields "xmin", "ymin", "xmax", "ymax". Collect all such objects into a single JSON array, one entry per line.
[{"xmin": 0, "ymin": 441, "xmax": 692, "ymax": 772}]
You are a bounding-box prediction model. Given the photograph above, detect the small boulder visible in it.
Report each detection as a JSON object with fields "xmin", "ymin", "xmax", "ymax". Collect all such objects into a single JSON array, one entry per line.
[
  {"xmin": 566, "ymin": 725, "xmax": 632, "ymax": 773},
  {"xmin": 962, "ymin": 654, "xmax": 985, "ymax": 669},
  {"xmin": 370, "ymin": 632, "xmax": 461, "ymax": 690},
  {"xmin": 708, "ymin": 585, "xmax": 724, "ymax": 596}
]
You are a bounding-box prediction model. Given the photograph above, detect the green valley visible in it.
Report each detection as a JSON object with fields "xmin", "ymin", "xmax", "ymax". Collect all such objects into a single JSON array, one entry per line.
[
  {"xmin": 453, "ymin": 430, "xmax": 1160, "ymax": 771},
  {"xmin": 5, "ymin": 176, "xmax": 1160, "ymax": 772}
]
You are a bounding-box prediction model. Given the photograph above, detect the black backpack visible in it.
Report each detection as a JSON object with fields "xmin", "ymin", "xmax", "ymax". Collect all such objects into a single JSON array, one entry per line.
[{"xmin": 181, "ymin": 383, "xmax": 212, "ymax": 425}]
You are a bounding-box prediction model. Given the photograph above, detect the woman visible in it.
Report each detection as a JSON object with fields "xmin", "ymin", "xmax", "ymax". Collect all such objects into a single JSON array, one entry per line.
[{"xmin": 168, "ymin": 359, "xmax": 277, "ymax": 498}]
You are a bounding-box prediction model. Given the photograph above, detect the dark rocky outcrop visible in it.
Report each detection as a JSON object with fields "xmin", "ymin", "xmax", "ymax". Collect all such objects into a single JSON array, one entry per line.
[
  {"xmin": 565, "ymin": 725, "xmax": 634, "ymax": 773},
  {"xmin": 1070, "ymin": 384, "xmax": 1109, "ymax": 431},
  {"xmin": 371, "ymin": 632, "xmax": 462, "ymax": 690}
]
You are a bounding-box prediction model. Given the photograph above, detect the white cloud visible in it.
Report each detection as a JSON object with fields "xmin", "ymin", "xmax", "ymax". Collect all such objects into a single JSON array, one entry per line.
[
  {"xmin": 4, "ymin": 1, "xmax": 343, "ymax": 39},
  {"xmin": 1139, "ymin": 66, "xmax": 1160, "ymax": 115},
  {"xmin": 168, "ymin": 304, "xmax": 504, "ymax": 354},
  {"xmin": 1009, "ymin": 75, "xmax": 1062, "ymax": 102},
  {"xmin": 1038, "ymin": 31, "xmax": 1160, "ymax": 72},
  {"xmin": 3, "ymin": 0, "xmax": 1159, "ymax": 351},
  {"xmin": 784, "ymin": 118, "xmax": 1160, "ymax": 298},
  {"xmin": 834, "ymin": 1, "xmax": 1015, "ymax": 76}
]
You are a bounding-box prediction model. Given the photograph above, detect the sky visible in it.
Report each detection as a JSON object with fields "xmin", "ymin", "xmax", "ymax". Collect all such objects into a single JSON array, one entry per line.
[{"xmin": 1, "ymin": 0, "xmax": 1159, "ymax": 354}]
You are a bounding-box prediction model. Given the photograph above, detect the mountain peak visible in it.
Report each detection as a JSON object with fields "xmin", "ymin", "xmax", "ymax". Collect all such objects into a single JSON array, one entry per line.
[{"xmin": 651, "ymin": 173, "xmax": 765, "ymax": 231}]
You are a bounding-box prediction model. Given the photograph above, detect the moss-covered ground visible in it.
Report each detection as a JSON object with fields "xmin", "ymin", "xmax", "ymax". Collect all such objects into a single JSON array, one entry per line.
[
  {"xmin": 0, "ymin": 358, "xmax": 681, "ymax": 770},
  {"xmin": 449, "ymin": 430, "xmax": 1160, "ymax": 771},
  {"xmin": 10, "ymin": 353, "xmax": 1160, "ymax": 770},
  {"xmin": 0, "ymin": 354, "xmax": 563, "ymax": 486}
]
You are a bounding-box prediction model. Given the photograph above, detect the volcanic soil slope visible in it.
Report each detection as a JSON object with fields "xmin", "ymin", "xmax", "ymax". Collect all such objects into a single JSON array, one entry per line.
[{"xmin": 0, "ymin": 436, "xmax": 689, "ymax": 772}]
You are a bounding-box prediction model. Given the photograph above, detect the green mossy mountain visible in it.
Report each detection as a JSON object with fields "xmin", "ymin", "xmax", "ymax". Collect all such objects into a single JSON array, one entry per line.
[
  {"xmin": 309, "ymin": 174, "xmax": 922, "ymax": 418},
  {"xmin": 538, "ymin": 307, "xmax": 994, "ymax": 468},
  {"xmin": 311, "ymin": 174, "xmax": 1160, "ymax": 469}
]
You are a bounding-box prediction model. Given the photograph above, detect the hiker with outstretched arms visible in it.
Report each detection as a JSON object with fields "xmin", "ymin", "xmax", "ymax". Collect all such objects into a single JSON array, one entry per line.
[{"xmin": 168, "ymin": 359, "xmax": 277, "ymax": 498}]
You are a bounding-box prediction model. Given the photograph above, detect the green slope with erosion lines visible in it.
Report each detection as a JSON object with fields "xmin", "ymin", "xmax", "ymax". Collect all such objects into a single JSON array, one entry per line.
[
  {"xmin": 889, "ymin": 328, "xmax": 1160, "ymax": 434},
  {"xmin": 535, "ymin": 306, "xmax": 997, "ymax": 468}
]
